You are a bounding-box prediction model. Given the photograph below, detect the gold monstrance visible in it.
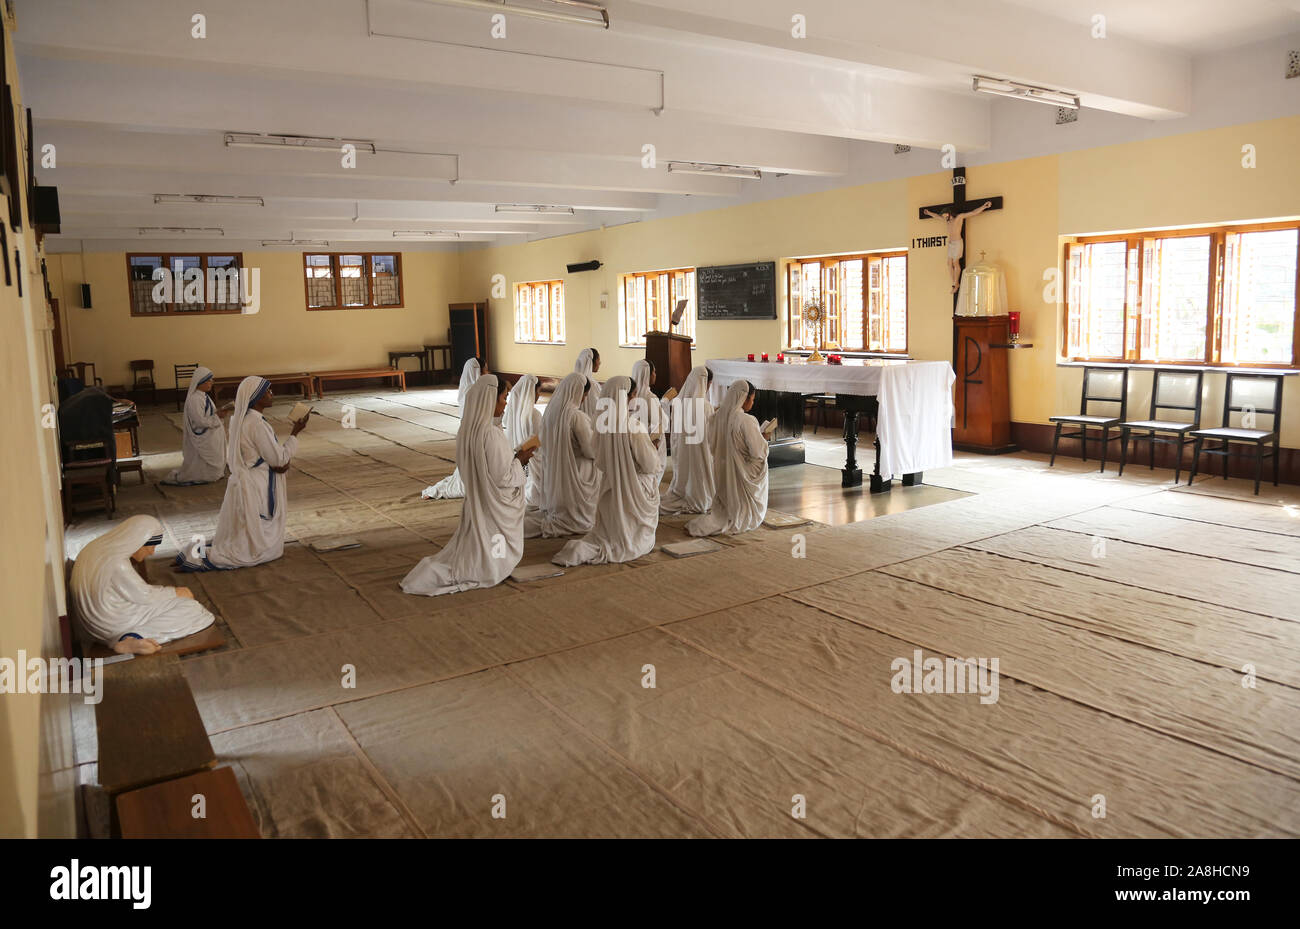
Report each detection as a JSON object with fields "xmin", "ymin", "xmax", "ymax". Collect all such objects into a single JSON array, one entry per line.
[{"xmin": 801, "ymin": 299, "xmax": 827, "ymax": 364}]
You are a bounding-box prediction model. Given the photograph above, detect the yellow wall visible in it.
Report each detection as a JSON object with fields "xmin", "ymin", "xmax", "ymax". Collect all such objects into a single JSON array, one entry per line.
[{"xmin": 46, "ymin": 250, "xmax": 462, "ymax": 388}]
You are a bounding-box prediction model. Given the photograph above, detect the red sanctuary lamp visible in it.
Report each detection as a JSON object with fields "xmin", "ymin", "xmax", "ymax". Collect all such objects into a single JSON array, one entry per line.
[{"xmin": 1008, "ymin": 311, "xmax": 1022, "ymax": 344}]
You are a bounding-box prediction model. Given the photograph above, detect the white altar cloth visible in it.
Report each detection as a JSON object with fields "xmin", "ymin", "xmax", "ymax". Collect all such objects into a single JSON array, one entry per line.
[{"xmin": 707, "ymin": 358, "xmax": 955, "ymax": 481}]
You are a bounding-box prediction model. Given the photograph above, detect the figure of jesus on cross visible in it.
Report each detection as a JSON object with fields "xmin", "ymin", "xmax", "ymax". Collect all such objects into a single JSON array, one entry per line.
[{"xmin": 918, "ymin": 167, "xmax": 1004, "ymax": 300}]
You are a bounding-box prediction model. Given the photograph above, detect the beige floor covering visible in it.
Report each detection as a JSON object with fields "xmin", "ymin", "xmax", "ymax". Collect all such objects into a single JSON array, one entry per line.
[{"xmin": 65, "ymin": 387, "xmax": 1300, "ymax": 837}]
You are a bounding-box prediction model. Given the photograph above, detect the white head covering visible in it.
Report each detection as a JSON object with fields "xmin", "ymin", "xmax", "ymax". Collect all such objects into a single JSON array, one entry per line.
[
  {"xmin": 70, "ymin": 515, "xmax": 214, "ymax": 644},
  {"xmin": 687, "ymin": 378, "xmax": 769, "ymax": 536},
  {"xmin": 529, "ymin": 372, "xmax": 600, "ymax": 535},
  {"xmin": 574, "ymin": 348, "xmax": 595, "ymax": 378},
  {"xmin": 574, "ymin": 348, "xmax": 600, "ymax": 417},
  {"xmin": 457, "ymin": 357, "xmax": 482, "ymax": 414},
  {"xmin": 554, "ymin": 376, "xmax": 659, "ymax": 565},
  {"xmin": 184, "ymin": 366, "xmax": 216, "ymax": 426},
  {"xmin": 225, "ymin": 376, "xmax": 269, "ymax": 475},
  {"xmin": 503, "ymin": 374, "xmax": 538, "ymax": 450}
]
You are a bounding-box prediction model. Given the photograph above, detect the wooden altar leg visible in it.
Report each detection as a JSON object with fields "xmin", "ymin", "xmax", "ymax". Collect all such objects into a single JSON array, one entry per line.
[
  {"xmin": 869, "ymin": 436, "xmax": 893, "ymax": 494},
  {"xmin": 902, "ymin": 472, "xmax": 923, "ymax": 486},
  {"xmin": 841, "ymin": 411, "xmax": 862, "ymax": 488}
]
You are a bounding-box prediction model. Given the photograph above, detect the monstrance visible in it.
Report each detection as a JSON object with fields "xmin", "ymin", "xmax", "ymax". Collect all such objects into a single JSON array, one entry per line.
[{"xmin": 801, "ymin": 299, "xmax": 827, "ymax": 363}]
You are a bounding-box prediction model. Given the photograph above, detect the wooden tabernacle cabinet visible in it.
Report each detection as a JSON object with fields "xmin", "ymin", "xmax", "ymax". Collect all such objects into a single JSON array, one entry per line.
[{"xmin": 952, "ymin": 315, "xmax": 1014, "ymax": 453}]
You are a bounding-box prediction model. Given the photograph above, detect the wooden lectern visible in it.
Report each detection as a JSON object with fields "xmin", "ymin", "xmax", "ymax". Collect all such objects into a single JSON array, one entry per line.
[
  {"xmin": 952, "ymin": 315, "xmax": 1014, "ymax": 453},
  {"xmin": 644, "ymin": 331, "xmax": 693, "ymax": 396}
]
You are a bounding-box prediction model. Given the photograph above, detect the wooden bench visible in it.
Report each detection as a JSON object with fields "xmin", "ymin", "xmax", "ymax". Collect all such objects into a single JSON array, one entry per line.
[
  {"xmin": 116, "ymin": 766, "xmax": 260, "ymax": 838},
  {"xmin": 314, "ymin": 366, "xmax": 406, "ymax": 398},
  {"xmin": 212, "ymin": 372, "xmax": 316, "ymax": 403},
  {"xmin": 95, "ymin": 654, "xmax": 216, "ymax": 795}
]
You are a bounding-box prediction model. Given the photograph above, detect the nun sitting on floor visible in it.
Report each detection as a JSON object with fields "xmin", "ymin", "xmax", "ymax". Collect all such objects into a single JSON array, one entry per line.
[
  {"xmin": 524, "ymin": 372, "xmax": 600, "ymax": 538},
  {"xmin": 688, "ymin": 379, "xmax": 770, "ymax": 537},
  {"xmin": 402, "ymin": 375, "xmax": 537, "ymax": 596},
  {"xmin": 175, "ymin": 376, "xmax": 309, "ymax": 571},
  {"xmin": 629, "ymin": 358, "xmax": 668, "ymax": 478},
  {"xmin": 72, "ymin": 515, "xmax": 215, "ymax": 655},
  {"xmin": 553, "ymin": 377, "xmax": 661, "ymax": 566},
  {"xmin": 503, "ymin": 372, "xmax": 544, "ymax": 507},
  {"xmin": 163, "ymin": 365, "xmax": 228, "ymax": 485},
  {"xmin": 658, "ymin": 365, "xmax": 716, "ymax": 516},
  {"xmin": 422, "ymin": 356, "xmax": 487, "ymax": 500},
  {"xmin": 573, "ymin": 346, "xmax": 601, "ymax": 419}
]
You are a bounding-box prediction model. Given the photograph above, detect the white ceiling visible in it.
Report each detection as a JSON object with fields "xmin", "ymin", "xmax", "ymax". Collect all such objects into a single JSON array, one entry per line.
[{"xmin": 14, "ymin": 0, "xmax": 1300, "ymax": 253}]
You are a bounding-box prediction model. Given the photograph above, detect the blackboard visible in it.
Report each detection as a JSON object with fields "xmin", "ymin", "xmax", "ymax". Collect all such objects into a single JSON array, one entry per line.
[{"xmin": 696, "ymin": 261, "xmax": 777, "ymax": 320}]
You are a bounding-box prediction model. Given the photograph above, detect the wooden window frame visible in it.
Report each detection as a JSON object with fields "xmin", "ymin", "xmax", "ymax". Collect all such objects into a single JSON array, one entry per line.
[
  {"xmin": 618, "ymin": 267, "xmax": 697, "ymax": 347},
  {"xmin": 303, "ymin": 252, "xmax": 404, "ymax": 310},
  {"xmin": 1064, "ymin": 220, "xmax": 1300, "ymax": 369},
  {"xmin": 126, "ymin": 252, "xmax": 246, "ymax": 316},
  {"xmin": 513, "ymin": 279, "xmax": 566, "ymax": 344},
  {"xmin": 786, "ymin": 251, "xmax": 908, "ymax": 353}
]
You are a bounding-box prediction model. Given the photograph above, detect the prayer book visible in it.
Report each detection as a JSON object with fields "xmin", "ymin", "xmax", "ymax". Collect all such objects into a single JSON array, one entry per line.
[
  {"xmin": 516, "ymin": 435, "xmax": 541, "ymax": 453},
  {"xmin": 310, "ymin": 537, "xmax": 362, "ymax": 552},
  {"xmin": 670, "ymin": 298, "xmax": 689, "ymax": 326},
  {"xmin": 760, "ymin": 417, "xmax": 778, "ymax": 436},
  {"xmin": 662, "ymin": 386, "xmax": 678, "ymax": 402},
  {"xmin": 763, "ymin": 511, "xmax": 811, "ymax": 529},
  {"xmin": 510, "ymin": 563, "xmax": 565, "ymax": 582},
  {"xmin": 662, "ymin": 539, "xmax": 723, "ymax": 558},
  {"xmin": 288, "ymin": 401, "xmax": 314, "ymax": 423}
]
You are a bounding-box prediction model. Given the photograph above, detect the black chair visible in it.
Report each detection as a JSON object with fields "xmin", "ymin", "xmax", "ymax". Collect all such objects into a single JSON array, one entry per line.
[
  {"xmin": 174, "ymin": 363, "xmax": 200, "ymax": 411},
  {"xmin": 1118, "ymin": 368, "xmax": 1203, "ymax": 484},
  {"xmin": 804, "ymin": 394, "xmax": 835, "ymax": 434},
  {"xmin": 1187, "ymin": 373, "xmax": 1284, "ymax": 495},
  {"xmin": 1050, "ymin": 366, "xmax": 1129, "ymax": 472},
  {"xmin": 129, "ymin": 359, "xmax": 157, "ymax": 406}
]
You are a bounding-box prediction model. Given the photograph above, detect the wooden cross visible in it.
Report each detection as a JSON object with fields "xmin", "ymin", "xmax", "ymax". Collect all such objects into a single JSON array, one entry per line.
[{"xmin": 918, "ymin": 167, "xmax": 1004, "ymax": 309}]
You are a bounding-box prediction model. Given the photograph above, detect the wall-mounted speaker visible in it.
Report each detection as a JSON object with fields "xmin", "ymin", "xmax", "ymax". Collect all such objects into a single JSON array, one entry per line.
[
  {"xmin": 566, "ymin": 259, "xmax": 602, "ymax": 273},
  {"xmin": 81, "ymin": 283, "xmax": 92, "ymax": 308}
]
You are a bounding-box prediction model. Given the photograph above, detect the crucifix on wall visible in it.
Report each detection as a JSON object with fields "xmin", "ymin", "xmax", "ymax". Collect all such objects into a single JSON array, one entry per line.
[{"xmin": 918, "ymin": 167, "xmax": 1003, "ymax": 304}]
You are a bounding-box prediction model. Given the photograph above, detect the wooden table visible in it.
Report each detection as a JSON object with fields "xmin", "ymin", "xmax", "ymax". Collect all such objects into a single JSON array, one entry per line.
[
  {"xmin": 424, "ymin": 343, "xmax": 454, "ymax": 383},
  {"xmin": 388, "ymin": 350, "xmax": 428, "ymax": 373},
  {"xmin": 314, "ymin": 366, "xmax": 407, "ymax": 398},
  {"xmin": 212, "ymin": 372, "xmax": 315, "ymax": 403}
]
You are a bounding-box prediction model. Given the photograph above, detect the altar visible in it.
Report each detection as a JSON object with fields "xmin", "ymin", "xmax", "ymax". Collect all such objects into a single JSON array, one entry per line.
[{"xmin": 707, "ymin": 357, "xmax": 956, "ymax": 492}]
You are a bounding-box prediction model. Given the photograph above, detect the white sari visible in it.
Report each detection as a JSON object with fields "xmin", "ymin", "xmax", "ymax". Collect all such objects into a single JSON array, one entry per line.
[
  {"xmin": 574, "ymin": 348, "xmax": 601, "ymax": 420},
  {"xmin": 659, "ymin": 366, "xmax": 716, "ymax": 515},
  {"xmin": 403, "ymin": 375, "xmax": 526, "ymax": 596},
  {"xmin": 177, "ymin": 376, "xmax": 298, "ymax": 570},
  {"xmin": 163, "ymin": 365, "xmax": 226, "ymax": 485},
  {"xmin": 72, "ymin": 515, "xmax": 215, "ymax": 645},
  {"xmin": 554, "ymin": 377, "xmax": 660, "ymax": 566},
  {"xmin": 524, "ymin": 372, "xmax": 600, "ymax": 538},
  {"xmin": 504, "ymin": 373, "xmax": 544, "ymax": 507},
  {"xmin": 422, "ymin": 358, "xmax": 481, "ymax": 500},
  {"xmin": 629, "ymin": 358, "xmax": 667, "ymax": 477},
  {"xmin": 688, "ymin": 379, "xmax": 770, "ymax": 536}
]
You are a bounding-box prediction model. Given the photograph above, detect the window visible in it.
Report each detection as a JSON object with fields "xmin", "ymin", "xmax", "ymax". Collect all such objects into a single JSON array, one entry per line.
[
  {"xmin": 126, "ymin": 253, "xmax": 245, "ymax": 316},
  {"xmin": 303, "ymin": 253, "xmax": 403, "ymax": 309},
  {"xmin": 619, "ymin": 268, "xmax": 696, "ymax": 346},
  {"xmin": 787, "ymin": 252, "xmax": 907, "ymax": 352},
  {"xmin": 514, "ymin": 280, "xmax": 565, "ymax": 344},
  {"xmin": 1065, "ymin": 222, "xmax": 1299, "ymax": 366}
]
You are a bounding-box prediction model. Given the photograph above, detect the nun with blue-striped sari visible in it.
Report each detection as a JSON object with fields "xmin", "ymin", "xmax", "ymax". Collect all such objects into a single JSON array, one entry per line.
[
  {"xmin": 176, "ymin": 376, "xmax": 309, "ymax": 570},
  {"xmin": 163, "ymin": 365, "xmax": 228, "ymax": 485}
]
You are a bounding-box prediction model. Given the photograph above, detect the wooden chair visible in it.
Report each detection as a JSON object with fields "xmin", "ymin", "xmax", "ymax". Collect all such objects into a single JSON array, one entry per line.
[
  {"xmin": 804, "ymin": 394, "xmax": 835, "ymax": 434},
  {"xmin": 129, "ymin": 359, "xmax": 157, "ymax": 406},
  {"xmin": 1187, "ymin": 373, "xmax": 1284, "ymax": 495},
  {"xmin": 1050, "ymin": 366, "xmax": 1128, "ymax": 472},
  {"xmin": 1118, "ymin": 368, "xmax": 1203, "ymax": 484},
  {"xmin": 174, "ymin": 362, "xmax": 200, "ymax": 411},
  {"xmin": 65, "ymin": 361, "xmax": 102, "ymax": 387}
]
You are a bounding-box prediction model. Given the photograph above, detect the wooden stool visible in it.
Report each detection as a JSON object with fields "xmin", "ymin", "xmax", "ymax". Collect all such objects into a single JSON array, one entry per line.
[
  {"xmin": 62, "ymin": 459, "xmax": 115, "ymax": 517},
  {"xmin": 117, "ymin": 767, "xmax": 260, "ymax": 838},
  {"xmin": 116, "ymin": 458, "xmax": 146, "ymax": 485}
]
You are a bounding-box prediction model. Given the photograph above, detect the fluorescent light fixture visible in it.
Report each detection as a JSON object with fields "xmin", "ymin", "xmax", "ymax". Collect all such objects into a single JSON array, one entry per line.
[
  {"xmin": 494, "ymin": 204, "xmax": 576, "ymax": 214},
  {"xmin": 666, "ymin": 161, "xmax": 762, "ymax": 180},
  {"xmin": 224, "ymin": 132, "xmax": 378, "ymax": 154},
  {"xmin": 418, "ymin": 0, "xmax": 608, "ymax": 28},
  {"xmin": 393, "ymin": 230, "xmax": 460, "ymax": 240},
  {"xmin": 138, "ymin": 227, "xmax": 225, "ymax": 236},
  {"xmin": 972, "ymin": 76, "xmax": 1079, "ymax": 109},
  {"xmin": 261, "ymin": 239, "xmax": 330, "ymax": 247},
  {"xmin": 154, "ymin": 193, "xmax": 265, "ymax": 206}
]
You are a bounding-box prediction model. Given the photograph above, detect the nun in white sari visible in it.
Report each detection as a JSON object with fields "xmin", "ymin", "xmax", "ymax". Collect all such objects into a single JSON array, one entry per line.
[
  {"xmin": 163, "ymin": 365, "xmax": 226, "ymax": 485},
  {"xmin": 574, "ymin": 347, "xmax": 601, "ymax": 420},
  {"xmin": 504, "ymin": 373, "xmax": 544, "ymax": 506},
  {"xmin": 659, "ymin": 366, "xmax": 716, "ymax": 515},
  {"xmin": 629, "ymin": 359, "xmax": 668, "ymax": 477},
  {"xmin": 422, "ymin": 357, "xmax": 482, "ymax": 500},
  {"xmin": 524, "ymin": 372, "xmax": 600, "ymax": 538},
  {"xmin": 72, "ymin": 515, "xmax": 214, "ymax": 654},
  {"xmin": 554, "ymin": 377, "xmax": 660, "ymax": 566},
  {"xmin": 688, "ymin": 379, "xmax": 770, "ymax": 537},
  {"xmin": 402, "ymin": 375, "xmax": 530, "ymax": 596},
  {"xmin": 176, "ymin": 376, "xmax": 308, "ymax": 570}
]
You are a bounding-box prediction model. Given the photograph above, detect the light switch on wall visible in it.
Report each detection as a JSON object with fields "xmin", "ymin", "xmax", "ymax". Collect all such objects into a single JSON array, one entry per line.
[{"xmin": 599, "ymin": 292, "xmax": 608, "ymax": 309}]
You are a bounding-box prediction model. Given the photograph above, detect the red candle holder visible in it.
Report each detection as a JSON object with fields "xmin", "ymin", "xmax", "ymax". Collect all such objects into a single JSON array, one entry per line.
[
  {"xmin": 747, "ymin": 353, "xmax": 755, "ymax": 362},
  {"xmin": 776, "ymin": 352, "xmax": 785, "ymax": 363},
  {"xmin": 761, "ymin": 352, "xmax": 769, "ymax": 362},
  {"xmin": 1008, "ymin": 311, "xmax": 1021, "ymax": 343}
]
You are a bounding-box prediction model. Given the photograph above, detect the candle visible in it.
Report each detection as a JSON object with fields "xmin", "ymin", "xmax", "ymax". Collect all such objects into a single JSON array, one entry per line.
[
  {"xmin": 1008, "ymin": 311, "xmax": 1021, "ymax": 342},
  {"xmin": 761, "ymin": 352, "xmax": 769, "ymax": 362},
  {"xmin": 777, "ymin": 352, "xmax": 784, "ymax": 363},
  {"xmin": 747, "ymin": 353, "xmax": 755, "ymax": 362}
]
